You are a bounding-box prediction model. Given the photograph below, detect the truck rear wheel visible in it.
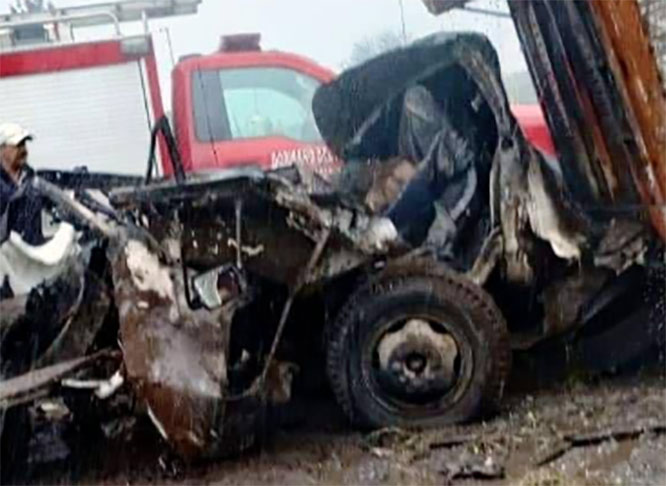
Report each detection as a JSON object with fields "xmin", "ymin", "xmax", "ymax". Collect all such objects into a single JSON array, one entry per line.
[{"xmin": 325, "ymin": 263, "xmax": 511, "ymax": 428}]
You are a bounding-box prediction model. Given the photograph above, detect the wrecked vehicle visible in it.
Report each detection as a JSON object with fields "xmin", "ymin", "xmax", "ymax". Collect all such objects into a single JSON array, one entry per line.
[
  {"xmin": 1, "ymin": 4, "xmax": 665, "ymax": 477},
  {"xmin": 1, "ymin": 158, "xmax": 505, "ymax": 476}
]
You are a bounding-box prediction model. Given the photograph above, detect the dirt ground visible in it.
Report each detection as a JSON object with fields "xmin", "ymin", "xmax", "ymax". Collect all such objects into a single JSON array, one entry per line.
[{"xmin": 23, "ymin": 351, "xmax": 666, "ymax": 486}]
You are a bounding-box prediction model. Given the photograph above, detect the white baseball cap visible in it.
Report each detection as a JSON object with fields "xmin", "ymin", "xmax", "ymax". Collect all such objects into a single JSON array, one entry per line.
[{"xmin": 0, "ymin": 122, "xmax": 33, "ymax": 146}]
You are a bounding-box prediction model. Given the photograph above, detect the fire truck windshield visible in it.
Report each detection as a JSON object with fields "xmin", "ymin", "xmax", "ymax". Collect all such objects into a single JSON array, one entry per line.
[{"xmin": 192, "ymin": 66, "xmax": 323, "ymax": 144}]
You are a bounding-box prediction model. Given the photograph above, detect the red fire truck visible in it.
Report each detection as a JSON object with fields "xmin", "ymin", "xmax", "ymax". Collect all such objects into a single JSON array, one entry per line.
[{"xmin": 0, "ymin": 0, "xmax": 553, "ymax": 180}]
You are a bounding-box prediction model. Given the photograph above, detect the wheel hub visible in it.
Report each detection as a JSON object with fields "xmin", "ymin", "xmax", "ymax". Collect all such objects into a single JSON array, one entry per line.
[{"xmin": 376, "ymin": 319, "xmax": 459, "ymax": 400}]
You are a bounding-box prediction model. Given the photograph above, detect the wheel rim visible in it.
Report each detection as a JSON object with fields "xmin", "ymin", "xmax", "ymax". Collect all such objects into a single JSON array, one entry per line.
[{"xmin": 362, "ymin": 313, "xmax": 474, "ymax": 417}]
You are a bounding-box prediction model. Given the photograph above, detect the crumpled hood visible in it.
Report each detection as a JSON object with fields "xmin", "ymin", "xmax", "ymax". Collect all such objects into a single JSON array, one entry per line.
[{"xmin": 312, "ymin": 32, "xmax": 509, "ymax": 161}]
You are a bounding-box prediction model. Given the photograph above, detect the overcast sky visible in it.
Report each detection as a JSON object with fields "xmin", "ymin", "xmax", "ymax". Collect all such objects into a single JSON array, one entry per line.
[{"xmin": 0, "ymin": 0, "xmax": 530, "ymax": 107}]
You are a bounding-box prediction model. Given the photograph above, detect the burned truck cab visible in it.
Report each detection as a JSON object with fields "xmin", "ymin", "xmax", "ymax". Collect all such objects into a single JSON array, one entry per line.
[{"xmin": 313, "ymin": 25, "xmax": 661, "ymax": 360}]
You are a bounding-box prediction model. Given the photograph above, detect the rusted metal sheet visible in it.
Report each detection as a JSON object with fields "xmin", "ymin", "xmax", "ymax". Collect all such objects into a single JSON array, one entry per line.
[
  {"xmin": 639, "ymin": 0, "xmax": 666, "ymax": 88},
  {"xmin": 587, "ymin": 0, "xmax": 666, "ymax": 242},
  {"xmin": 112, "ymin": 238, "xmax": 231, "ymax": 460},
  {"xmin": 508, "ymin": 1, "xmax": 635, "ymax": 207}
]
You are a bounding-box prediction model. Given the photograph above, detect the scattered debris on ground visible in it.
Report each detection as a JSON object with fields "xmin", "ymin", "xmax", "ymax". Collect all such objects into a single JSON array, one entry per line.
[{"xmin": 19, "ymin": 369, "xmax": 664, "ymax": 486}]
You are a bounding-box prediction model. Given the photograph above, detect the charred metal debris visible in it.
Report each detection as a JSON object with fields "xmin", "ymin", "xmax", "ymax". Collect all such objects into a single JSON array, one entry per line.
[{"xmin": 1, "ymin": 168, "xmax": 380, "ymax": 466}]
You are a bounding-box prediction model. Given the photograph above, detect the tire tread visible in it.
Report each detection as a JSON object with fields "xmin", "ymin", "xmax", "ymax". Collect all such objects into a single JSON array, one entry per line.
[{"xmin": 325, "ymin": 259, "xmax": 511, "ymax": 426}]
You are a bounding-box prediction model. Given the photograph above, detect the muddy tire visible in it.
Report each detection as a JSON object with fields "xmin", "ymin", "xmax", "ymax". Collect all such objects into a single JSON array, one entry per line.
[{"xmin": 325, "ymin": 262, "xmax": 510, "ymax": 428}]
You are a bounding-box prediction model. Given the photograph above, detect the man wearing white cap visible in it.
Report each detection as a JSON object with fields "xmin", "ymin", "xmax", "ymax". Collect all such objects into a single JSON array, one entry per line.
[
  {"xmin": 0, "ymin": 122, "xmax": 32, "ymax": 181},
  {"xmin": 0, "ymin": 122, "xmax": 43, "ymax": 245}
]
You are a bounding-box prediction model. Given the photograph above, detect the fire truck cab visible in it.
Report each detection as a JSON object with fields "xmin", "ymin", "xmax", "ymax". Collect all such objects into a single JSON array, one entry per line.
[{"xmin": 171, "ymin": 33, "xmax": 340, "ymax": 177}]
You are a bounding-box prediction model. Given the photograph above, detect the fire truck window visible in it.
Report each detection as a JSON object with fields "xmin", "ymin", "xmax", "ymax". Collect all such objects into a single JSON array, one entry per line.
[
  {"xmin": 192, "ymin": 67, "xmax": 323, "ymax": 143},
  {"xmin": 192, "ymin": 69, "xmax": 232, "ymax": 142}
]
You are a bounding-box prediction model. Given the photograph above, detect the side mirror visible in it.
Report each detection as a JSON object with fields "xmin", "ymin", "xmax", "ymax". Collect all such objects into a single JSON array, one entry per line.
[{"xmin": 191, "ymin": 265, "xmax": 245, "ymax": 310}]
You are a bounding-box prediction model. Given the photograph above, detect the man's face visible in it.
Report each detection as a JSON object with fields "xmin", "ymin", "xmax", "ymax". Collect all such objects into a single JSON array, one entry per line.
[{"xmin": 0, "ymin": 140, "xmax": 29, "ymax": 169}]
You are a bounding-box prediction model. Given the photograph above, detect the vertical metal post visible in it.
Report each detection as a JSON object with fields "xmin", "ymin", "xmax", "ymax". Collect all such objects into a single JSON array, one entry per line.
[{"xmin": 235, "ymin": 199, "xmax": 243, "ymax": 270}]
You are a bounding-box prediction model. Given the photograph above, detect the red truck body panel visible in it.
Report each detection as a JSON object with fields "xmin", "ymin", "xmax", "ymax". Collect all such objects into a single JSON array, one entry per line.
[
  {"xmin": 0, "ymin": 38, "xmax": 166, "ymax": 175},
  {"xmin": 0, "ymin": 38, "xmax": 164, "ymax": 125},
  {"xmin": 511, "ymin": 104, "xmax": 555, "ymax": 156}
]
